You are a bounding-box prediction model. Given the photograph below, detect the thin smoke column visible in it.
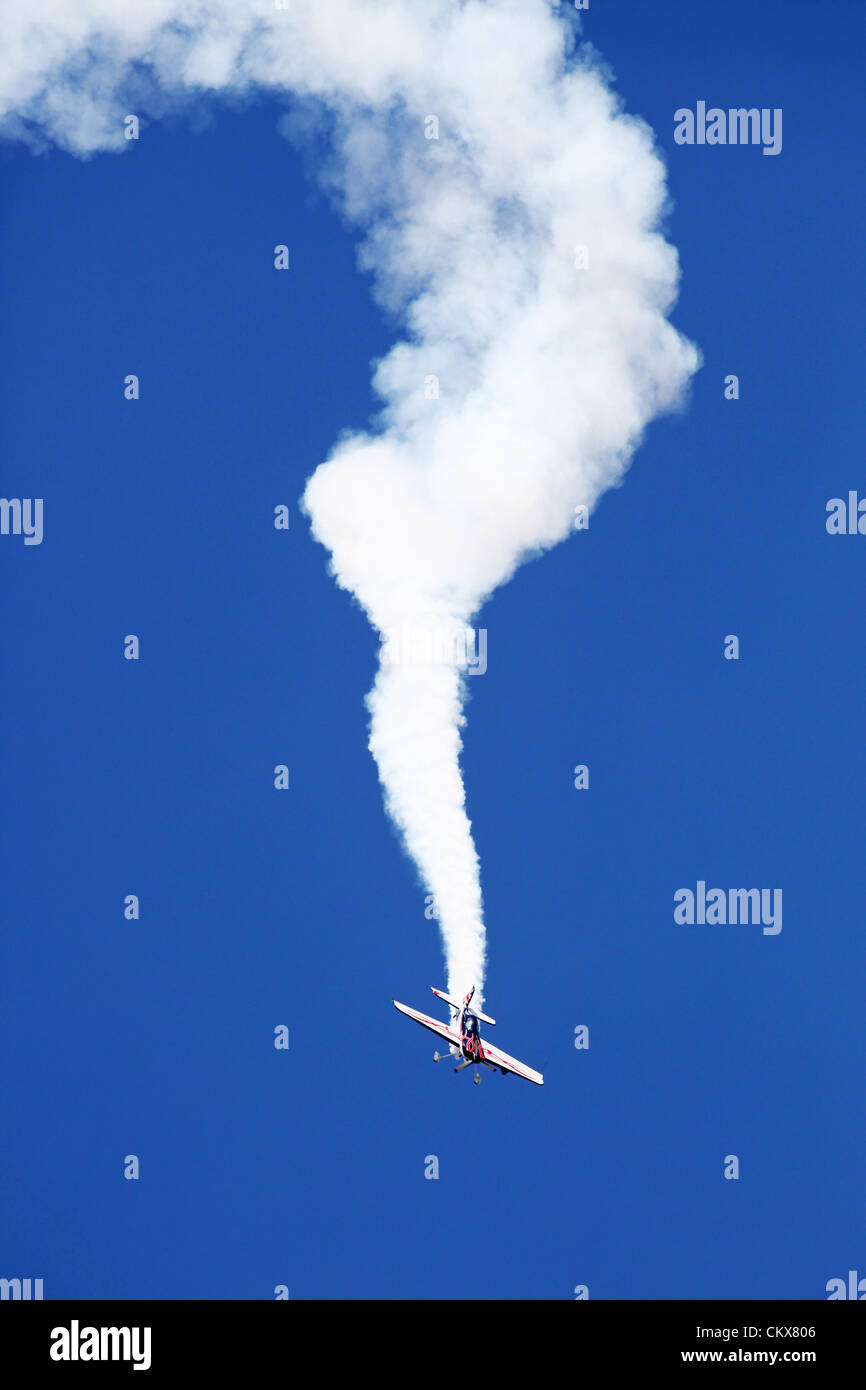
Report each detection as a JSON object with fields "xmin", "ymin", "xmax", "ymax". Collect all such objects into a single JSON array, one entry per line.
[{"xmin": 0, "ymin": 1, "xmax": 699, "ymax": 1003}]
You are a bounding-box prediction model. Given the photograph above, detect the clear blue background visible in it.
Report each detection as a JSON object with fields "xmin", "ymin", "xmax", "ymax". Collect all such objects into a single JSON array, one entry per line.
[{"xmin": 1, "ymin": 0, "xmax": 863, "ymax": 1299}]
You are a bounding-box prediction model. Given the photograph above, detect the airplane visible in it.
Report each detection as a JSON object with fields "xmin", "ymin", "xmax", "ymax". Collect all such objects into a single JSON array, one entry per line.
[{"xmin": 393, "ymin": 986, "xmax": 543, "ymax": 1086}]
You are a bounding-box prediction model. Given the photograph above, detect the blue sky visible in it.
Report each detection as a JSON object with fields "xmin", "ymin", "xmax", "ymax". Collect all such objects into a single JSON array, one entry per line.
[{"xmin": 1, "ymin": 0, "xmax": 863, "ymax": 1299}]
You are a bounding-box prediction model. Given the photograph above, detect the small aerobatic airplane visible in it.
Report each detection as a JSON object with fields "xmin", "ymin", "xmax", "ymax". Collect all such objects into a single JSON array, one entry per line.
[{"xmin": 393, "ymin": 986, "xmax": 543, "ymax": 1086}]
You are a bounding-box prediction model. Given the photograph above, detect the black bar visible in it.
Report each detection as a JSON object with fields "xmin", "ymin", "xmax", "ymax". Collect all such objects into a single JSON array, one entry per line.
[{"xmin": 1, "ymin": 1299, "xmax": 860, "ymax": 1375}]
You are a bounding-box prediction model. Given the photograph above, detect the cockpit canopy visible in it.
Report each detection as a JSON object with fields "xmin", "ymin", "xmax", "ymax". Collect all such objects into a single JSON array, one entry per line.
[{"xmin": 463, "ymin": 1011, "xmax": 479, "ymax": 1037}]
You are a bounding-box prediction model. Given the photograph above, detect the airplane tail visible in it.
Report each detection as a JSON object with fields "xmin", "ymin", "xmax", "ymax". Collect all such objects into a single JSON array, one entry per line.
[{"xmin": 431, "ymin": 987, "xmax": 496, "ymax": 1027}]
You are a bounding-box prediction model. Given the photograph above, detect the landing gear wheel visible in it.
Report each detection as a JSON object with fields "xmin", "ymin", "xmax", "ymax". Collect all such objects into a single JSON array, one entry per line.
[
  {"xmin": 433, "ymin": 1051, "xmax": 441, "ymax": 1062},
  {"xmin": 473, "ymin": 1072, "xmax": 481, "ymax": 1085}
]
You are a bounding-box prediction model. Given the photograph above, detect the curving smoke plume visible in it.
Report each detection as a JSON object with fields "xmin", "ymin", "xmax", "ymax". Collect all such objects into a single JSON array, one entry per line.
[{"xmin": 0, "ymin": 1, "xmax": 699, "ymax": 1003}]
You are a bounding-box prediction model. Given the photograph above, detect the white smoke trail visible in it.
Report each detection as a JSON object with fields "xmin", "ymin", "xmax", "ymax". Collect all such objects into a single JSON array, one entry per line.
[{"xmin": 0, "ymin": 1, "xmax": 699, "ymax": 1003}]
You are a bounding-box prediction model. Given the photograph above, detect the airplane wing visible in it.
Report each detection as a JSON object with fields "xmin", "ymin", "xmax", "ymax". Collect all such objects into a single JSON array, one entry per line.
[
  {"xmin": 480, "ymin": 1039, "xmax": 544, "ymax": 1086},
  {"xmin": 393, "ymin": 1000, "xmax": 460, "ymax": 1046}
]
